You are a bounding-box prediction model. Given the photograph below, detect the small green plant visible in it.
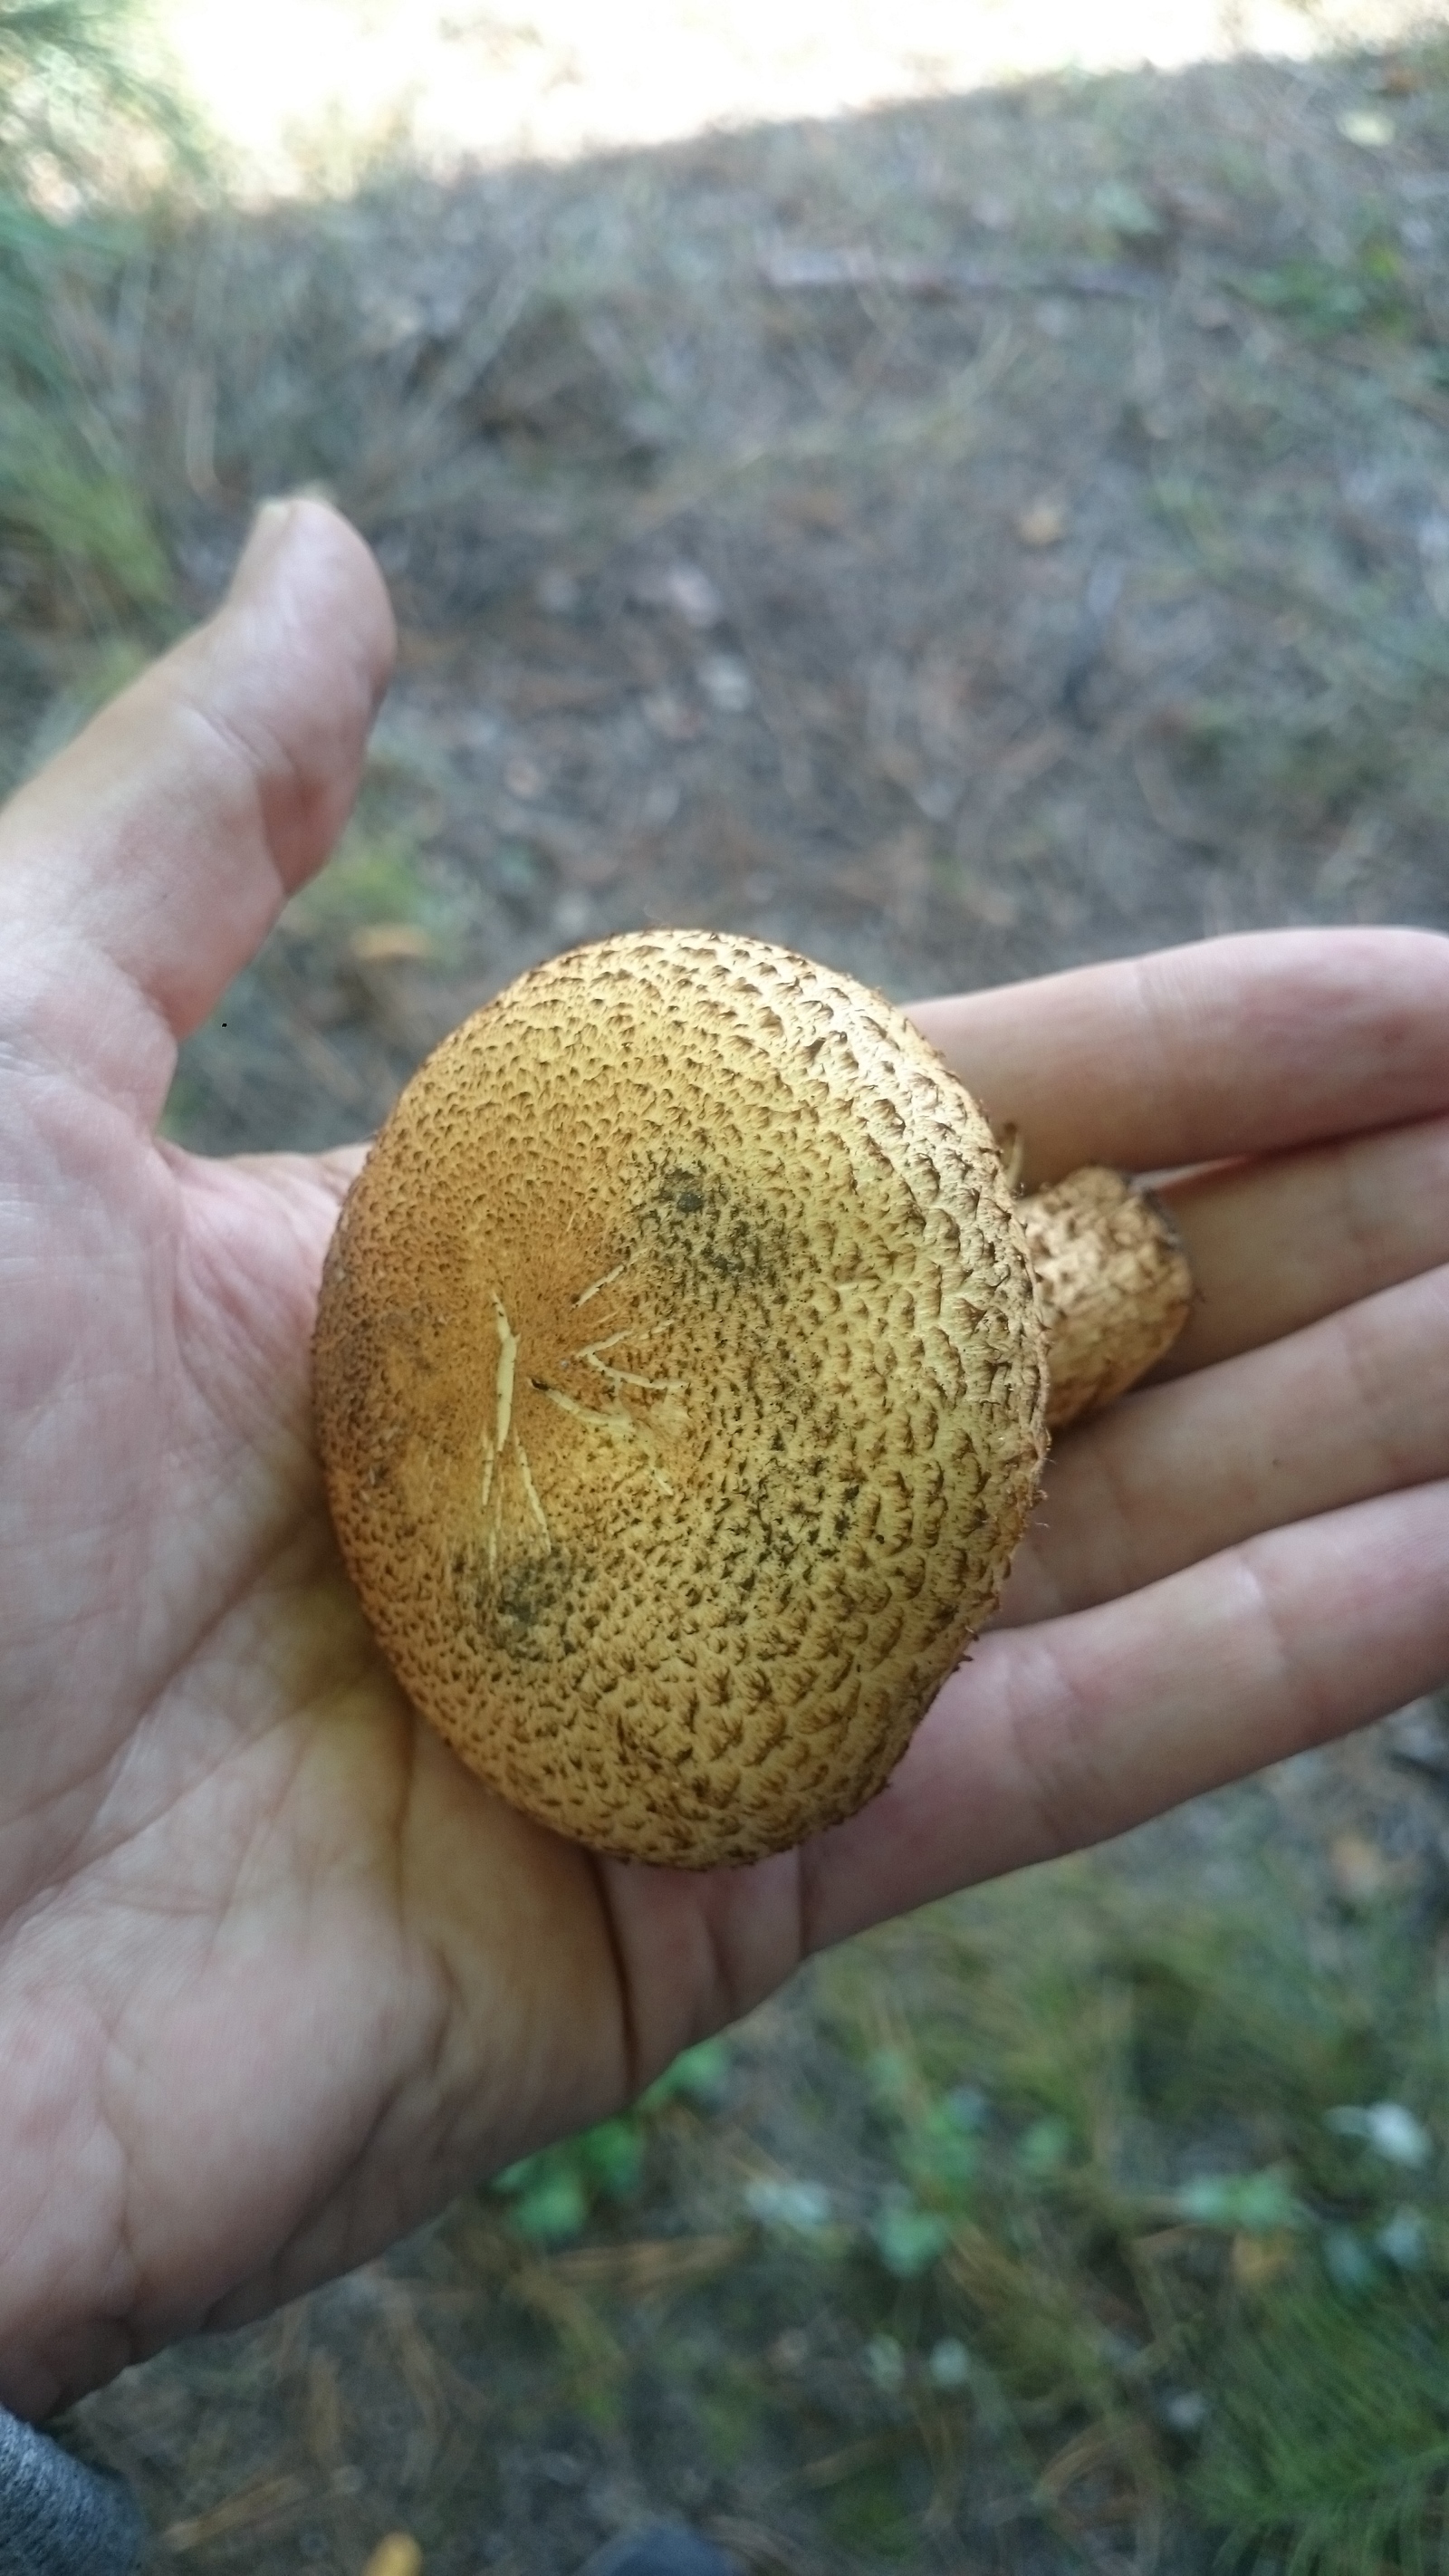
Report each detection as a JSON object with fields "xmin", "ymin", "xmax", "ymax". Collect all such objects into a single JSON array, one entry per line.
[
  {"xmin": 490, "ymin": 2040, "xmax": 729, "ymax": 2247},
  {"xmin": 1173, "ymin": 2167, "xmax": 1302, "ymax": 2234},
  {"xmin": 818, "ymin": 1822, "xmax": 1449, "ymax": 2563},
  {"xmin": 868, "ymin": 2190, "xmax": 953, "ymax": 2281},
  {"xmin": 492, "ymin": 2119, "xmax": 646, "ymax": 2246},
  {"xmin": 1237, "ymin": 235, "xmax": 1415, "ymax": 340},
  {"xmin": 860, "ymin": 2046, "xmax": 987, "ymax": 2277}
]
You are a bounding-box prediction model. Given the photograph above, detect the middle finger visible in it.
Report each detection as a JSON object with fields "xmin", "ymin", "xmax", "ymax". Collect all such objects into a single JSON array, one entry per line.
[
  {"xmin": 1154, "ymin": 1110, "xmax": 1449, "ymax": 1378},
  {"xmin": 998, "ymin": 1258, "xmax": 1449, "ymax": 1626}
]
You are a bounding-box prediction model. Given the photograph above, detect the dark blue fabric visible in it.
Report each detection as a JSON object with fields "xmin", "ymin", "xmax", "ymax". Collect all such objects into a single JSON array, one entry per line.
[
  {"xmin": 581, "ymin": 2529, "xmax": 739, "ymax": 2576},
  {"xmin": 0, "ymin": 2408, "xmax": 143, "ymax": 2576}
]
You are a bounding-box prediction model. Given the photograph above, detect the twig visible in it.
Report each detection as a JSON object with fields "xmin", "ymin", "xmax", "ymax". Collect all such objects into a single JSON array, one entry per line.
[
  {"xmin": 1131, "ymin": 740, "xmax": 1223, "ymax": 851},
  {"xmin": 162, "ymin": 2474, "xmax": 306, "ymax": 2553}
]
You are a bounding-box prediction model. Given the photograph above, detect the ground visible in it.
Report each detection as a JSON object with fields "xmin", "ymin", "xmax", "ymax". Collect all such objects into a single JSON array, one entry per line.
[{"xmin": 11, "ymin": 24, "xmax": 1449, "ymax": 2574}]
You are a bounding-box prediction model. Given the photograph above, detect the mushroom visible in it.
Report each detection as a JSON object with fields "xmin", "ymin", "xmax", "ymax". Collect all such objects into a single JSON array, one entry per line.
[{"xmin": 313, "ymin": 930, "xmax": 1190, "ymax": 1868}]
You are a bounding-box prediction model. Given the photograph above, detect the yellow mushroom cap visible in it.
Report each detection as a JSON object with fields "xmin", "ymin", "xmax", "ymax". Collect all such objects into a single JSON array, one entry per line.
[{"xmin": 313, "ymin": 930, "xmax": 1047, "ymax": 1867}]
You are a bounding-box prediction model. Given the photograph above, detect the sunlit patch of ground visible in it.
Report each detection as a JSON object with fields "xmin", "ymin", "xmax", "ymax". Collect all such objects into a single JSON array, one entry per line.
[{"xmin": 161, "ymin": 0, "xmax": 1444, "ymax": 193}]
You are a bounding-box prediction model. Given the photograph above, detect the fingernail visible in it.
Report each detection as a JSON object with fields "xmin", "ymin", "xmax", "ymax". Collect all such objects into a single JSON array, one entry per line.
[{"xmin": 230, "ymin": 496, "xmax": 300, "ymax": 592}]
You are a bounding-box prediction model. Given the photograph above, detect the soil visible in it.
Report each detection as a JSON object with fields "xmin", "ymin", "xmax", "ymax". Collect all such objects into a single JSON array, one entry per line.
[
  {"xmin": 117, "ymin": 45, "xmax": 1449, "ymax": 1153},
  {"xmin": 24, "ymin": 29, "xmax": 1449, "ymax": 2574}
]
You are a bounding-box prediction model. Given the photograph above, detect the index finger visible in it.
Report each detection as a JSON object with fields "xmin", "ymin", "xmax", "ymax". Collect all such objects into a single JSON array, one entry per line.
[{"xmin": 907, "ymin": 929, "xmax": 1449, "ymax": 1183}]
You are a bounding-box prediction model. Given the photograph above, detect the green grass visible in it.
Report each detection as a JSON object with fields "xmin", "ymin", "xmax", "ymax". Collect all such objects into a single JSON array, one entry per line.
[
  {"xmin": 282, "ymin": 826, "xmax": 437, "ymax": 940},
  {"xmin": 1192, "ymin": 2276, "xmax": 1449, "ymax": 2576},
  {"xmin": 0, "ymin": 191, "xmax": 172, "ymax": 622},
  {"xmin": 430, "ymin": 1827, "xmax": 1449, "ymax": 2567},
  {"xmin": 0, "ymin": 0, "xmax": 190, "ymax": 628},
  {"xmin": 805, "ymin": 1842, "xmax": 1449, "ymax": 2563},
  {"xmin": 1237, "ymin": 234, "xmax": 1416, "ymax": 341},
  {"xmin": 0, "ymin": 0, "xmax": 178, "ymax": 156}
]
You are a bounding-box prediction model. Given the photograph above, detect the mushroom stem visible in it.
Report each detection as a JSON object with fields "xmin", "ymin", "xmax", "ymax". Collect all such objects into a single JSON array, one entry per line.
[{"xmin": 1017, "ymin": 1166, "xmax": 1194, "ymax": 1433}]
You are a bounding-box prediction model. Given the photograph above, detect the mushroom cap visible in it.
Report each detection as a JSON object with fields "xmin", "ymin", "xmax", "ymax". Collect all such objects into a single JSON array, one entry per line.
[{"xmin": 313, "ymin": 930, "xmax": 1047, "ymax": 1867}]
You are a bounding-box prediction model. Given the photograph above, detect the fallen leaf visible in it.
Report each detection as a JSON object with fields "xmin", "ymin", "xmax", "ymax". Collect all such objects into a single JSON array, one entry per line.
[
  {"xmin": 348, "ymin": 923, "xmax": 435, "ymax": 965},
  {"xmin": 1337, "ymin": 108, "xmax": 1394, "ymax": 149},
  {"xmin": 642, "ymin": 687, "xmax": 703, "ymax": 742},
  {"xmin": 1015, "ymin": 498, "xmax": 1068, "ymax": 548},
  {"xmin": 1329, "ymin": 1829, "xmax": 1393, "ymax": 1906},
  {"xmin": 655, "ymin": 561, "xmax": 724, "ymax": 629},
  {"xmin": 1231, "ymin": 2230, "xmax": 1295, "ymax": 2290},
  {"xmin": 363, "ymin": 2540, "xmax": 423, "ymax": 2576},
  {"xmin": 163, "ymin": 2475, "xmax": 305, "ymax": 2552}
]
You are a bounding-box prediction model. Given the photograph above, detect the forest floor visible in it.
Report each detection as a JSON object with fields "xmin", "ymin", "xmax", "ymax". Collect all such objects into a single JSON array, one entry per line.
[{"xmin": 11, "ymin": 22, "xmax": 1449, "ymax": 2573}]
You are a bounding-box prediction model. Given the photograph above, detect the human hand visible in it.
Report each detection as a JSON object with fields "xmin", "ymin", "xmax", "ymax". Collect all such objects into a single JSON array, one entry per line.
[{"xmin": 2, "ymin": 501, "xmax": 1445, "ymax": 2420}]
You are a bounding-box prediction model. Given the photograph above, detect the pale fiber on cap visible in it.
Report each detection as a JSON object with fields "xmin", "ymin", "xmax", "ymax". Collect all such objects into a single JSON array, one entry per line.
[{"xmin": 314, "ymin": 930, "xmax": 1047, "ymax": 1868}]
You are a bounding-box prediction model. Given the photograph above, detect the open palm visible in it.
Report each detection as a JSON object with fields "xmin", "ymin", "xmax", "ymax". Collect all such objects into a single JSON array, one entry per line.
[{"xmin": 2, "ymin": 502, "xmax": 1446, "ymax": 2424}]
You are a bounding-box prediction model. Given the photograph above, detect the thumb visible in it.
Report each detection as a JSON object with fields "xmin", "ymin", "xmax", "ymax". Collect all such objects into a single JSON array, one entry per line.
[{"xmin": 0, "ymin": 496, "xmax": 395, "ymax": 1115}]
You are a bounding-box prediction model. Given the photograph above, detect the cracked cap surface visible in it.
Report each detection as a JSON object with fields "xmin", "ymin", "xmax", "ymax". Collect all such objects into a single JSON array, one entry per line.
[{"xmin": 312, "ymin": 930, "xmax": 1047, "ymax": 1867}]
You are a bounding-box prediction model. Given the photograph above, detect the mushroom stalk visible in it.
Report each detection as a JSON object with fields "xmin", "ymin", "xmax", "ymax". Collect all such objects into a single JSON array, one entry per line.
[{"xmin": 1018, "ymin": 1166, "xmax": 1193, "ymax": 1432}]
